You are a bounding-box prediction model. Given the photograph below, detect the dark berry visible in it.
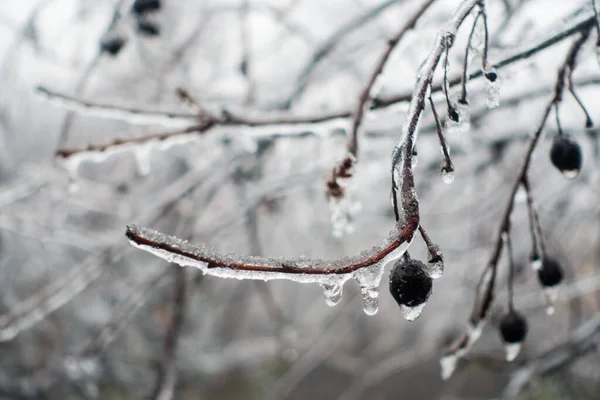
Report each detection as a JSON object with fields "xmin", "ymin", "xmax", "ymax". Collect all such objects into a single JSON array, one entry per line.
[
  {"xmin": 550, "ymin": 135, "xmax": 582, "ymax": 178},
  {"xmin": 137, "ymin": 20, "xmax": 160, "ymax": 37},
  {"xmin": 484, "ymin": 71, "xmax": 498, "ymax": 82},
  {"xmin": 389, "ymin": 257, "xmax": 432, "ymax": 308},
  {"xmin": 132, "ymin": 0, "xmax": 161, "ymax": 14},
  {"xmin": 499, "ymin": 310, "xmax": 527, "ymax": 343},
  {"xmin": 537, "ymin": 257, "xmax": 563, "ymax": 287},
  {"xmin": 100, "ymin": 36, "xmax": 126, "ymax": 56},
  {"xmin": 448, "ymin": 108, "xmax": 459, "ymax": 122}
]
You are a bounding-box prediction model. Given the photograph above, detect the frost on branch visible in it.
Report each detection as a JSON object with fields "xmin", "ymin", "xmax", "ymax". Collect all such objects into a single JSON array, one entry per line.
[{"xmin": 126, "ymin": 222, "xmax": 416, "ymax": 315}]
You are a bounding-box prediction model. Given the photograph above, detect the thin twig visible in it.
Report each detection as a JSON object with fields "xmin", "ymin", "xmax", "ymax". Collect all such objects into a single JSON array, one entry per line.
[
  {"xmin": 442, "ymin": 26, "xmax": 593, "ymax": 379},
  {"xmin": 326, "ymin": 0, "xmax": 437, "ymax": 199},
  {"xmin": 42, "ymin": 15, "xmax": 596, "ymax": 159}
]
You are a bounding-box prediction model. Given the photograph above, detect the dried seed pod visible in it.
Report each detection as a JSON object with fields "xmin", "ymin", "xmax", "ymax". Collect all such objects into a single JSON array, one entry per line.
[
  {"xmin": 132, "ymin": 0, "xmax": 161, "ymax": 14},
  {"xmin": 100, "ymin": 36, "xmax": 126, "ymax": 56},
  {"xmin": 549, "ymin": 135, "xmax": 582, "ymax": 178},
  {"xmin": 389, "ymin": 256, "xmax": 433, "ymax": 308},
  {"xmin": 537, "ymin": 257, "xmax": 563, "ymax": 287},
  {"xmin": 499, "ymin": 310, "xmax": 527, "ymax": 344}
]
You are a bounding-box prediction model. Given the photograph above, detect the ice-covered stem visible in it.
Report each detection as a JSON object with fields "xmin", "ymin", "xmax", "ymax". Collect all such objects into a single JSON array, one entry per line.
[
  {"xmin": 428, "ymin": 89, "xmax": 454, "ymax": 175},
  {"xmin": 522, "ymin": 176, "xmax": 546, "ymax": 260},
  {"xmin": 592, "ymin": 0, "xmax": 600, "ymax": 45},
  {"xmin": 126, "ymin": 219, "xmax": 418, "ymax": 280},
  {"xmin": 42, "ymin": 16, "xmax": 596, "ymax": 159},
  {"xmin": 459, "ymin": 11, "xmax": 482, "ymax": 104},
  {"xmin": 442, "ymin": 41, "xmax": 458, "ymax": 122},
  {"xmin": 391, "ymin": 0, "xmax": 477, "ymax": 220},
  {"xmin": 326, "ymin": 0, "xmax": 437, "ymax": 199},
  {"xmin": 478, "ymin": 0, "xmax": 490, "ymax": 72},
  {"xmin": 152, "ymin": 267, "xmax": 188, "ymax": 400},
  {"xmin": 441, "ymin": 29, "xmax": 592, "ymax": 378},
  {"xmin": 504, "ymin": 230, "xmax": 515, "ymax": 312}
]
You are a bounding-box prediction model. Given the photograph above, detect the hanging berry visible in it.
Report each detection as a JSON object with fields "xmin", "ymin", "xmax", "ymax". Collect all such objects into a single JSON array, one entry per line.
[
  {"xmin": 499, "ymin": 310, "xmax": 527, "ymax": 344},
  {"xmin": 549, "ymin": 135, "xmax": 582, "ymax": 178},
  {"xmin": 100, "ymin": 35, "xmax": 126, "ymax": 56},
  {"xmin": 132, "ymin": 0, "xmax": 161, "ymax": 15},
  {"xmin": 537, "ymin": 257, "xmax": 564, "ymax": 288},
  {"xmin": 389, "ymin": 255, "xmax": 433, "ymax": 309}
]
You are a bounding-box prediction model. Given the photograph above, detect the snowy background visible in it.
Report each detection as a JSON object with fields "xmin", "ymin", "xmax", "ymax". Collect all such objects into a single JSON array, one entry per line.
[{"xmin": 0, "ymin": 0, "xmax": 599, "ymax": 399}]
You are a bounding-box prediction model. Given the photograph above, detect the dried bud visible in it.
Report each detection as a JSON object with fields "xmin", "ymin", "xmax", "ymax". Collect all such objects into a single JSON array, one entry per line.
[
  {"xmin": 537, "ymin": 257, "xmax": 563, "ymax": 287},
  {"xmin": 137, "ymin": 20, "xmax": 160, "ymax": 37},
  {"xmin": 100, "ymin": 36, "xmax": 126, "ymax": 56},
  {"xmin": 499, "ymin": 310, "xmax": 527, "ymax": 344},
  {"xmin": 550, "ymin": 135, "xmax": 582, "ymax": 179},
  {"xmin": 132, "ymin": 0, "xmax": 161, "ymax": 14},
  {"xmin": 389, "ymin": 256, "xmax": 432, "ymax": 308}
]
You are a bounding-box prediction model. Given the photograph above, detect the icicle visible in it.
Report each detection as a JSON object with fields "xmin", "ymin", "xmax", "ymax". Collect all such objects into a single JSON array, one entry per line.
[
  {"xmin": 504, "ymin": 342, "xmax": 522, "ymax": 362},
  {"xmin": 530, "ymin": 257, "xmax": 542, "ymax": 271},
  {"xmin": 320, "ymin": 281, "xmax": 344, "ymax": 307},
  {"xmin": 133, "ymin": 146, "xmax": 152, "ymax": 176},
  {"xmin": 440, "ymin": 354, "xmax": 458, "ymax": 380},
  {"xmin": 353, "ymin": 262, "xmax": 385, "ymax": 316},
  {"xmin": 402, "ymin": 302, "xmax": 426, "ymax": 321},
  {"xmin": 361, "ymin": 286, "xmax": 379, "ymax": 316},
  {"xmin": 484, "ymin": 68, "xmax": 500, "ymax": 109},
  {"xmin": 441, "ymin": 168, "xmax": 455, "ymax": 184},
  {"xmin": 425, "ymin": 245, "xmax": 444, "ymax": 279}
]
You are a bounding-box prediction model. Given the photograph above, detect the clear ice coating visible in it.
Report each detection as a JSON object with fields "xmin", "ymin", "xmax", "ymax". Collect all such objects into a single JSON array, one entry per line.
[
  {"xmin": 320, "ymin": 282, "xmax": 343, "ymax": 307},
  {"xmin": 353, "ymin": 262, "xmax": 385, "ymax": 316},
  {"xmin": 361, "ymin": 286, "xmax": 380, "ymax": 316},
  {"xmin": 441, "ymin": 168, "xmax": 455, "ymax": 184},
  {"xmin": 504, "ymin": 342, "xmax": 522, "ymax": 362},
  {"xmin": 401, "ymin": 302, "xmax": 426, "ymax": 321},
  {"xmin": 329, "ymin": 195, "xmax": 361, "ymax": 238},
  {"xmin": 425, "ymin": 250, "xmax": 444, "ymax": 280}
]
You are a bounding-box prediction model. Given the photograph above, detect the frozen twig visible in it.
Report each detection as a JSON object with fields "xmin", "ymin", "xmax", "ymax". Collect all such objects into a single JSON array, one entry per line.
[
  {"xmin": 441, "ymin": 26, "xmax": 593, "ymax": 380},
  {"xmin": 39, "ymin": 15, "xmax": 596, "ymax": 159},
  {"xmin": 326, "ymin": 0, "xmax": 437, "ymax": 199}
]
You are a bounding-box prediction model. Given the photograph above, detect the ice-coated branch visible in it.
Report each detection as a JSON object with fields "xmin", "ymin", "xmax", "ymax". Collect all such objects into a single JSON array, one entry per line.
[
  {"xmin": 390, "ymin": 0, "xmax": 477, "ymax": 220},
  {"xmin": 39, "ymin": 15, "xmax": 596, "ymax": 159},
  {"xmin": 440, "ymin": 26, "xmax": 593, "ymax": 380},
  {"xmin": 326, "ymin": 0, "xmax": 437, "ymax": 199},
  {"xmin": 126, "ymin": 212, "xmax": 417, "ymax": 315}
]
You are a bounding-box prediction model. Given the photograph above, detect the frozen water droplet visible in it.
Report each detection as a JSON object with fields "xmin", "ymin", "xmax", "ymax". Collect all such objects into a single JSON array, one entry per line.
[
  {"xmin": 440, "ymin": 354, "xmax": 458, "ymax": 380},
  {"xmin": 468, "ymin": 322, "xmax": 483, "ymax": 343},
  {"xmin": 329, "ymin": 195, "xmax": 360, "ymax": 238},
  {"xmin": 530, "ymin": 257, "xmax": 542, "ymax": 271},
  {"xmin": 441, "ymin": 168, "xmax": 455, "ymax": 184},
  {"xmin": 134, "ymin": 146, "xmax": 152, "ymax": 176},
  {"xmin": 361, "ymin": 286, "xmax": 379, "ymax": 316},
  {"xmin": 401, "ymin": 302, "xmax": 426, "ymax": 321},
  {"xmin": 320, "ymin": 282, "xmax": 343, "ymax": 306},
  {"xmin": 514, "ymin": 186, "xmax": 527, "ymax": 203},
  {"xmin": 543, "ymin": 286, "xmax": 559, "ymax": 314},
  {"xmin": 426, "ymin": 259, "xmax": 444, "ymax": 280},
  {"xmin": 504, "ymin": 342, "xmax": 522, "ymax": 362},
  {"xmin": 561, "ymin": 169, "xmax": 580, "ymax": 179}
]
